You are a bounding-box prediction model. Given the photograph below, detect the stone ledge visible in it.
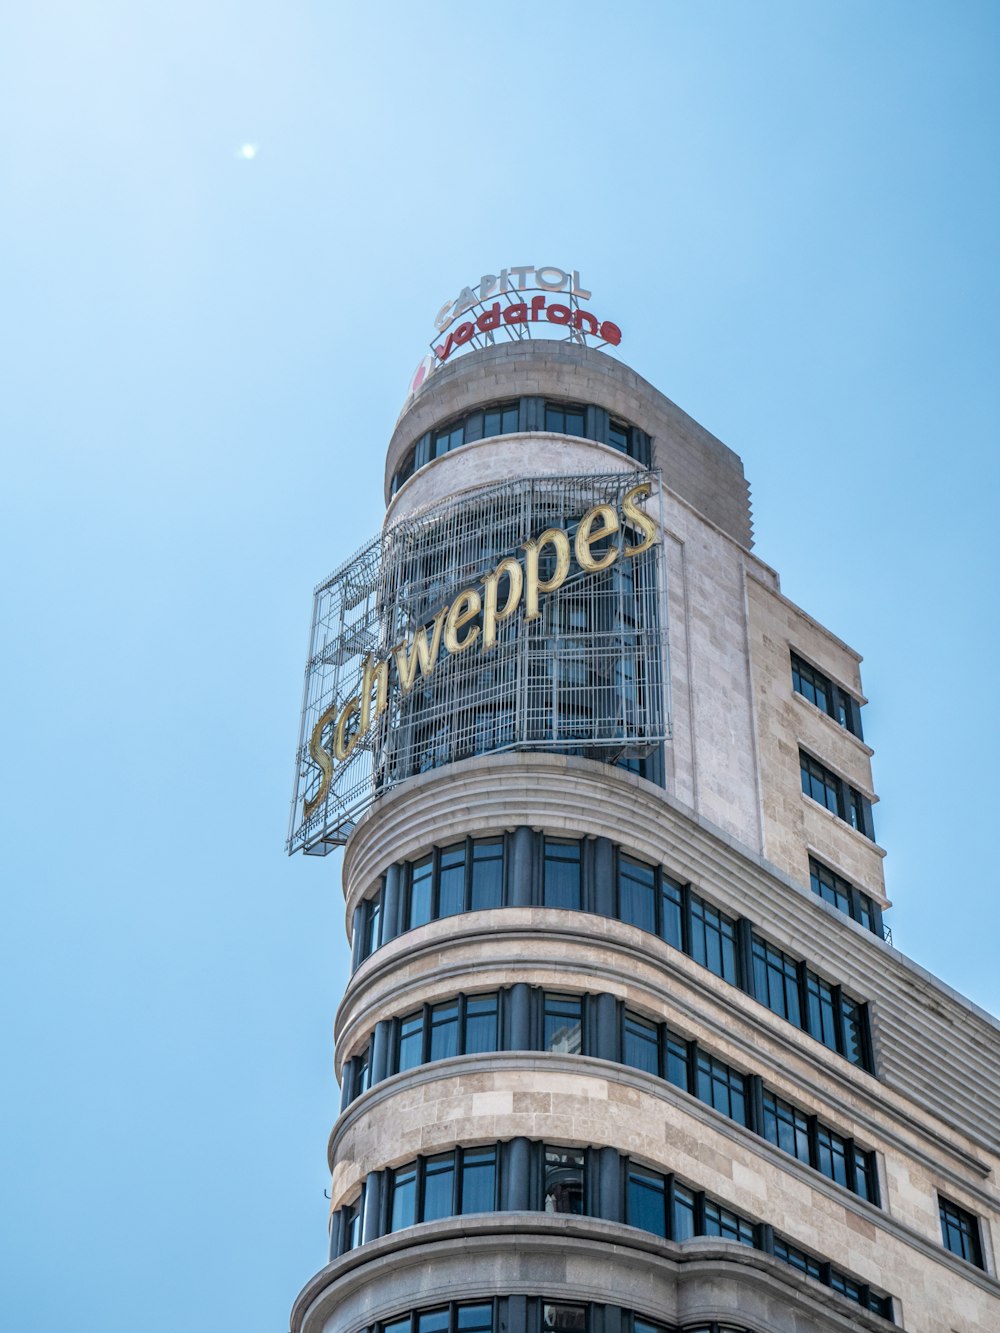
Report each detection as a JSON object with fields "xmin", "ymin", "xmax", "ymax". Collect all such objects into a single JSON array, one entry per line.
[{"xmin": 290, "ymin": 1215, "xmax": 906, "ymax": 1333}]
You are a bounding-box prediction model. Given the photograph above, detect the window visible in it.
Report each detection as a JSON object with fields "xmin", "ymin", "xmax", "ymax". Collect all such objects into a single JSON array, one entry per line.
[
  {"xmin": 805, "ymin": 971, "xmax": 840, "ymax": 1052},
  {"xmin": 543, "ymin": 839, "xmax": 583, "ymax": 911},
  {"xmin": 543, "ymin": 993, "xmax": 582, "ymax": 1054},
  {"xmin": 695, "ymin": 1051, "xmax": 747, "ymax": 1126},
  {"xmin": 799, "ymin": 751, "xmax": 875, "ymax": 840},
  {"xmin": 388, "ymin": 1150, "xmax": 498, "ymax": 1233},
  {"xmin": 791, "ymin": 652, "xmax": 863, "ymax": 738},
  {"xmin": 660, "ymin": 875, "xmax": 684, "ymax": 949},
  {"xmin": 689, "ymin": 894, "xmax": 738, "ymax": 983},
  {"xmin": 544, "ymin": 1148, "xmax": 585, "ymax": 1214},
  {"xmin": 703, "ymin": 1199, "xmax": 755, "ymax": 1246},
  {"xmin": 619, "ymin": 855, "xmax": 657, "ymax": 933},
  {"xmin": 470, "ymin": 838, "xmax": 504, "ymax": 909},
  {"xmin": 809, "ymin": 857, "xmax": 882, "ymax": 936},
  {"xmin": 408, "ymin": 855, "xmax": 434, "ymax": 929},
  {"xmin": 751, "ymin": 936, "xmax": 801, "ymax": 1025},
  {"xmin": 762, "ymin": 1091, "xmax": 811, "ymax": 1165},
  {"xmin": 939, "ymin": 1196, "xmax": 984, "ymax": 1268},
  {"xmin": 392, "ymin": 994, "xmax": 501, "ymax": 1076},
  {"xmin": 361, "ymin": 830, "xmax": 873, "ymax": 1072},
  {"xmin": 377, "ymin": 1305, "xmax": 496, "ymax": 1333},
  {"xmin": 761, "ymin": 1090, "xmax": 878, "ymax": 1203},
  {"xmin": 623, "ymin": 1010, "xmax": 659, "ymax": 1076},
  {"xmin": 542, "ymin": 1305, "xmax": 587, "ymax": 1332},
  {"xmin": 627, "ymin": 1166, "xmax": 667, "ymax": 1237},
  {"xmin": 356, "ymin": 886, "xmax": 384, "ymax": 966},
  {"xmin": 544, "ymin": 401, "xmax": 587, "ymax": 436}
]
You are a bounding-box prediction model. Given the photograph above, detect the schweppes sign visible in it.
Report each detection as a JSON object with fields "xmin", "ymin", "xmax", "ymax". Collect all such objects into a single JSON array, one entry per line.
[{"xmin": 302, "ymin": 481, "xmax": 657, "ymax": 820}]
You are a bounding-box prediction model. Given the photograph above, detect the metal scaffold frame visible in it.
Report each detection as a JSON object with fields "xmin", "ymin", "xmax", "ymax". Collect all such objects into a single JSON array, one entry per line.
[{"xmin": 288, "ymin": 470, "xmax": 670, "ymax": 856}]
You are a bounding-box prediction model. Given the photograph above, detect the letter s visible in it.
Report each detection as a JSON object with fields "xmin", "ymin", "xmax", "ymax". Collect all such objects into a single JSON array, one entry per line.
[
  {"xmin": 622, "ymin": 483, "xmax": 657, "ymax": 556},
  {"xmin": 303, "ymin": 704, "xmax": 337, "ymax": 819}
]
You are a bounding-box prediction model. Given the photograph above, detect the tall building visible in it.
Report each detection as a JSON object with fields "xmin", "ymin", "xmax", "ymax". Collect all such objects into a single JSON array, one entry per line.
[{"xmin": 288, "ymin": 285, "xmax": 999, "ymax": 1333}]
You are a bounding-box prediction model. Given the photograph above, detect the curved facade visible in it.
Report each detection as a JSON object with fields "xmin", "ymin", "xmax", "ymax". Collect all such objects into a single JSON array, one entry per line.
[{"xmin": 290, "ymin": 340, "xmax": 1000, "ymax": 1333}]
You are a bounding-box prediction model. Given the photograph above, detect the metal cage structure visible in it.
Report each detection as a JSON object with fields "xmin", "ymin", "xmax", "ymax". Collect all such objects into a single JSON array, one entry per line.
[{"xmin": 288, "ymin": 470, "xmax": 669, "ymax": 856}]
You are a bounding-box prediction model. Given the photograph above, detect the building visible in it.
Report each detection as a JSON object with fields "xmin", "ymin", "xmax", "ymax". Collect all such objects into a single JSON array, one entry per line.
[{"xmin": 288, "ymin": 306, "xmax": 1000, "ymax": 1333}]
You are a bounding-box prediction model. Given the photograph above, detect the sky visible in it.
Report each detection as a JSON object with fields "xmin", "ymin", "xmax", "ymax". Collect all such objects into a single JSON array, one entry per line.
[{"xmin": 1, "ymin": 3, "xmax": 998, "ymax": 1331}]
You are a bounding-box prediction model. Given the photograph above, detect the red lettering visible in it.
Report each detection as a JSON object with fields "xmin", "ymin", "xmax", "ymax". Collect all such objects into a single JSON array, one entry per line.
[
  {"xmin": 453, "ymin": 321, "xmax": 475, "ymax": 345},
  {"xmin": 546, "ymin": 304, "xmax": 571, "ymax": 325},
  {"xmin": 477, "ymin": 303, "xmax": 501, "ymax": 332},
  {"xmin": 503, "ymin": 302, "xmax": 528, "ymax": 324},
  {"xmin": 572, "ymin": 309, "xmax": 598, "ymax": 336},
  {"xmin": 530, "ymin": 295, "xmax": 546, "ymax": 321},
  {"xmin": 434, "ymin": 332, "xmax": 455, "ymax": 362},
  {"xmin": 599, "ymin": 321, "xmax": 622, "ymax": 346}
]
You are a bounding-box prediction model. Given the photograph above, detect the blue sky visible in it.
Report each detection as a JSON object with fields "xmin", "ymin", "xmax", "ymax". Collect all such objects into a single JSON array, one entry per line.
[{"xmin": 1, "ymin": 4, "xmax": 998, "ymax": 1331}]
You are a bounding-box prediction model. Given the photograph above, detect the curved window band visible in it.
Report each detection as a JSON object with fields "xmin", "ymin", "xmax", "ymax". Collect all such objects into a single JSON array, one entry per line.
[
  {"xmin": 351, "ymin": 831, "xmax": 874, "ymax": 1075},
  {"xmin": 391, "ymin": 397, "xmax": 653, "ymax": 495},
  {"xmin": 331, "ymin": 1139, "xmax": 894, "ymax": 1322},
  {"xmin": 363, "ymin": 1304, "xmax": 754, "ymax": 1333},
  {"xmin": 339, "ymin": 986, "xmax": 879, "ymax": 1205}
]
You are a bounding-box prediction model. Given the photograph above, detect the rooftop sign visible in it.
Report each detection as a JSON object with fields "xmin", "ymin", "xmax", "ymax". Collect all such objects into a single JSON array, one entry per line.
[{"xmin": 407, "ymin": 265, "xmax": 622, "ymax": 400}]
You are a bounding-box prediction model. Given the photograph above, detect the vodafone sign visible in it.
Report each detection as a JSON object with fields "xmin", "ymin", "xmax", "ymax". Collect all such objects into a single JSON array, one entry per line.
[{"xmin": 407, "ymin": 265, "xmax": 622, "ymax": 399}]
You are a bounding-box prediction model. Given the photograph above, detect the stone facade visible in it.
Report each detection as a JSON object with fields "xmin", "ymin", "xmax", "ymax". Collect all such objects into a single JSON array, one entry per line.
[{"xmin": 291, "ymin": 339, "xmax": 1000, "ymax": 1333}]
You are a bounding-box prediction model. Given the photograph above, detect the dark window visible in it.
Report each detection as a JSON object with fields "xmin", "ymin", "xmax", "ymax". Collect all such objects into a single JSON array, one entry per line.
[
  {"xmin": 660, "ymin": 876, "xmax": 684, "ymax": 949},
  {"xmin": 608, "ymin": 419, "xmax": 631, "ymax": 453},
  {"xmin": 840, "ymin": 994, "xmax": 868, "ymax": 1069},
  {"xmin": 542, "ymin": 1305, "xmax": 587, "ymax": 1333},
  {"xmin": 939, "ymin": 1196, "xmax": 984, "ymax": 1268},
  {"xmin": 854, "ymin": 1148, "xmax": 878, "ymax": 1204},
  {"xmin": 799, "ymin": 751, "xmax": 875, "ymax": 841},
  {"xmin": 470, "ymin": 838, "xmax": 504, "ymax": 910},
  {"xmin": 428, "ymin": 1001, "xmax": 460, "ymax": 1062},
  {"xmin": 342, "ymin": 1191, "xmax": 363, "ymax": 1252},
  {"xmin": 544, "ymin": 1148, "xmax": 585, "ymax": 1214},
  {"xmin": 438, "ymin": 843, "xmax": 466, "ymax": 917},
  {"xmin": 671, "ymin": 1182, "xmax": 696, "ymax": 1241},
  {"xmin": 456, "ymin": 1307, "xmax": 494, "ymax": 1333},
  {"xmin": 543, "ymin": 839, "xmax": 583, "ymax": 911},
  {"xmin": 800, "ymin": 751, "xmax": 840, "ymax": 814},
  {"xmin": 809, "ymin": 856, "xmax": 883, "ymax": 936},
  {"xmin": 461, "ymin": 1148, "xmax": 497, "ymax": 1214},
  {"xmin": 816, "ymin": 1126, "xmax": 850, "ymax": 1190},
  {"xmin": 544, "ymin": 402, "xmax": 587, "ymax": 436},
  {"xmin": 408, "ymin": 855, "xmax": 434, "ymax": 929},
  {"xmin": 752, "ymin": 936, "xmax": 801, "ymax": 1026},
  {"xmin": 623, "ymin": 1011, "xmax": 659, "ymax": 1076},
  {"xmin": 703, "ymin": 1199, "xmax": 755, "ymax": 1246},
  {"xmin": 627, "ymin": 1166, "xmax": 667, "ymax": 1237},
  {"xmin": 397, "ymin": 1012, "xmax": 424, "ymax": 1072},
  {"xmin": 689, "ymin": 894, "xmax": 738, "ymax": 983},
  {"xmin": 544, "ymin": 993, "xmax": 583, "ymax": 1054},
  {"xmin": 773, "ymin": 1236, "xmax": 823, "ymax": 1280},
  {"xmin": 791, "ymin": 652, "xmax": 863, "ymax": 739},
  {"xmin": 390, "ymin": 1164, "xmax": 417, "ymax": 1231},
  {"xmin": 695, "ymin": 1052, "xmax": 747, "ymax": 1125},
  {"xmin": 464, "ymin": 994, "xmax": 500, "ymax": 1054},
  {"xmin": 762, "ymin": 1092, "xmax": 811, "ymax": 1165},
  {"xmin": 806, "ymin": 972, "xmax": 840, "ymax": 1052},
  {"xmin": 666, "ymin": 1032, "xmax": 689, "ymax": 1090},
  {"xmin": 422, "ymin": 1153, "xmax": 456, "ymax": 1221},
  {"xmin": 619, "ymin": 855, "xmax": 657, "ymax": 933}
]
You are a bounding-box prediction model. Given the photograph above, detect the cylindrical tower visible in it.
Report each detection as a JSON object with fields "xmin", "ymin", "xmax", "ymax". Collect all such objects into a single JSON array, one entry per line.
[{"xmin": 289, "ymin": 328, "xmax": 1000, "ymax": 1333}]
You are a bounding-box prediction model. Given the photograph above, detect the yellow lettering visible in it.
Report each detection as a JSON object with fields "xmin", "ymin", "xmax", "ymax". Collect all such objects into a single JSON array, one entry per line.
[
  {"xmin": 373, "ymin": 658, "xmax": 389, "ymax": 718},
  {"xmin": 393, "ymin": 605, "xmax": 449, "ymax": 693},
  {"xmin": 622, "ymin": 482, "xmax": 657, "ymax": 556},
  {"xmin": 303, "ymin": 704, "xmax": 337, "ymax": 819},
  {"xmin": 482, "ymin": 556, "xmax": 524, "ymax": 651},
  {"xmin": 522, "ymin": 528, "xmax": 571, "ymax": 621},
  {"xmin": 575, "ymin": 503, "xmax": 620, "ymax": 572},
  {"xmin": 444, "ymin": 588, "xmax": 482, "ymax": 654},
  {"xmin": 333, "ymin": 697, "xmax": 360, "ymax": 762}
]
